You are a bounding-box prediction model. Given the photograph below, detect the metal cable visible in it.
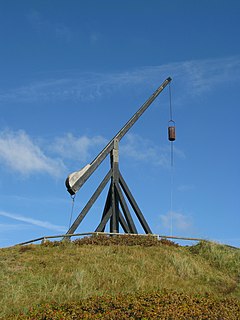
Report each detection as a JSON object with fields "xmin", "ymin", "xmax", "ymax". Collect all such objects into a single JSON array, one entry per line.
[
  {"xmin": 169, "ymin": 82, "xmax": 174, "ymax": 236},
  {"xmin": 68, "ymin": 195, "xmax": 76, "ymax": 230},
  {"xmin": 169, "ymin": 83, "xmax": 173, "ymax": 121},
  {"xmin": 170, "ymin": 143, "xmax": 174, "ymax": 236}
]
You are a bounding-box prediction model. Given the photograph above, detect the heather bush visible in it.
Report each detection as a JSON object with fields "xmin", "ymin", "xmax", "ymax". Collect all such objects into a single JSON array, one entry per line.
[{"xmin": 7, "ymin": 291, "xmax": 240, "ymax": 320}]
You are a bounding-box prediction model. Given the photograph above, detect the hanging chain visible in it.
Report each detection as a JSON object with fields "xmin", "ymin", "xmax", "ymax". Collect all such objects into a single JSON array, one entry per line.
[{"xmin": 68, "ymin": 194, "xmax": 76, "ymax": 230}]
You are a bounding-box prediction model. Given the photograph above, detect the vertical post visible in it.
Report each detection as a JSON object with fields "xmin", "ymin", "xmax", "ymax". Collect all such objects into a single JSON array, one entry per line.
[{"xmin": 110, "ymin": 138, "xmax": 119, "ymax": 233}]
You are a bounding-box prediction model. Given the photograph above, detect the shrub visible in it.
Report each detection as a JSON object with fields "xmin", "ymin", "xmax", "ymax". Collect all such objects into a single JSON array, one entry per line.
[
  {"xmin": 8, "ymin": 291, "xmax": 240, "ymax": 320},
  {"xmin": 40, "ymin": 234, "xmax": 179, "ymax": 248}
]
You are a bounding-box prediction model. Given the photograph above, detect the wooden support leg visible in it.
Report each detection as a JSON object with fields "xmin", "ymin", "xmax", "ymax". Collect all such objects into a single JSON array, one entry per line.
[
  {"xmin": 119, "ymin": 173, "xmax": 152, "ymax": 234},
  {"xmin": 115, "ymin": 183, "xmax": 138, "ymax": 234},
  {"xmin": 66, "ymin": 169, "xmax": 112, "ymax": 235}
]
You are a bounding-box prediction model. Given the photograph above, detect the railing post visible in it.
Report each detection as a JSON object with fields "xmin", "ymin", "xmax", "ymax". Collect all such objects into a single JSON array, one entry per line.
[{"xmin": 41, "ymin": 237, "xmax": 47, "ymax": 244}]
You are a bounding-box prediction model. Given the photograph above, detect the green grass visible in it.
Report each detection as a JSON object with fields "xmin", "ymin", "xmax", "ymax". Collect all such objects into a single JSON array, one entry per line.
[{"xmin": 0, "ymin": 236, "xmax": 239, "ymax": 318}]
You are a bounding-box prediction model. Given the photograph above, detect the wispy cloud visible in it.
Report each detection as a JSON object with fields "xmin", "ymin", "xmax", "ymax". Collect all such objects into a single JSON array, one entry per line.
[
  {"xmin": 52, "ymin": 133, "xmax": 107, "ymax": 163},
  {"xmin": 0, "ymin": 223, "xmax": 30, "ymax": 232},
  {"xmin": 51, "ymin": 132, "xmax": 185, "ymax": 169},
  {"xmin": 121, "ymin": 133, "xmax": 169, "ymax": 167},
  {"xmin": 1, "ymin": 56, "xmax": 239, "ymax": 104},
  {"xmin": 0, "ymin": 194, "xmax": 68, "ymax": 205},
  {"xmin": 0, "ymin": 129, "xmax": 184, "ymax": 178},
  {"xmin": 159, "ymin": 211, "xmax": 193, "ymax": 233},
  {"xmin": 0, "ymin": 211, "xmax": 66, "ymax": 232},
  {"xmin": 0, "ymin": 130, "xmax": 65, "ymax": 177},
  {"xmin": 121, "ymin": 133, "xmax": 185, "ymax": 167},
  {"xmin": 26, "ymin": 10, "xmax": 72, "ymax": 42}
]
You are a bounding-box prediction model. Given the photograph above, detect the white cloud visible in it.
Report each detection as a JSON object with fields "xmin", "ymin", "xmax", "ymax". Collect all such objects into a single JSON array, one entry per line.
[
  {"xmin": 0, "ymin": 129, "xmax": 184, "ymax": 177},
  {"xmin": 0, "ymin": 130, "xmax": 65, "ymax": 177},
  {"xmin": 121, "ymin": 133, "xmax": 185, "ymax": 167},
  {"xmin": 48, "ymin": 131, "xmax": 184, "ymax": 169},
  {"xmin": 51, "ymin": 132, "xmax": 185, "ymax": 169},
  {"xmin": 1, "ymin": 56, "xmax": 239, "ymax": 103},
  {"xmin": 160, "ymin": 211, "xmax": 192, "ymax": 233},
  {"xmin": 0, "ymin": 223, "xmax": 29, "ymax": 232},
  {"xmin": 52, "ymin": 133, "xmax": 107, "ymax": 162},
  {"xmin": 0, "ymin": 211, "xmax": 66, "ymax": 233}
]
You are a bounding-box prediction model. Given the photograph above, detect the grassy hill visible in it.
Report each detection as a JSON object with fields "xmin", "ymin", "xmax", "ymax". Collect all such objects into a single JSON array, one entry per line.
[{"xmin": 0, "ymin": 235, "xmax": 239, "ymax": 319}]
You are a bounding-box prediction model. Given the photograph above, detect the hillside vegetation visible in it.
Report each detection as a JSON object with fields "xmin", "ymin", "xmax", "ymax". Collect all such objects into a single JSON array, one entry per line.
[{"xmin": 0, "ymin": 235, "xmax": 239, "ymax": 319}]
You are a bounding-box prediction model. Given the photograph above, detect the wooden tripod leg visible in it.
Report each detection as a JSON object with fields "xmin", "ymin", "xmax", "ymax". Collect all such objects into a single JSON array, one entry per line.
[
  {"xmin": 66, "ymin": 170, "xmax": 112, "ymax": 235},
  {"xmin": 119, "ymin": 173, "xmax": 152, "ymax": 234},
  {"xmin": 115, "ymin": 183, "xmax": 138, "ymax": 234},
  {"xmin": 95, "ymin": 184, "xmax": 112, "ymax": 232},
  {"xmin": 119, "ymin": 210, "xmax": 131, "ymax": 233}
]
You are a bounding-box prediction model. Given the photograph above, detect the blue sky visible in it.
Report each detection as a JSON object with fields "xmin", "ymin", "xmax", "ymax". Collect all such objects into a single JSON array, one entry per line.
[{"xmin": 0, "ymin": 0, "xmax": 239, "ymax": 247}]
